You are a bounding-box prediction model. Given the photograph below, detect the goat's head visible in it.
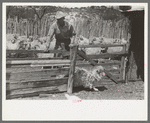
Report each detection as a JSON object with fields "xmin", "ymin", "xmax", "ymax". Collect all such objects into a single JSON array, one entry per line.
[
  {"xmin": 11, "ymin": 34, "xmax": 18, "ymax": 44},
  {"xmin": 99, "ymin": 37, "xmax": 104, "ymax": 43},
  {"xmin": 79, "ymin": 35, "xmax": 84, "ymax": 40},
  {"xmin": 11, "ymin": 38, "xmax": 16, "ymax": 44}
]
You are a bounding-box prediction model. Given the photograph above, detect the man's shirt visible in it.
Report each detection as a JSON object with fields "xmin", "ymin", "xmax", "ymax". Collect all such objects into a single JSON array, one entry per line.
[{"xmin": 47, "ymin": 21, "xmax": 76, "ymax": 41}]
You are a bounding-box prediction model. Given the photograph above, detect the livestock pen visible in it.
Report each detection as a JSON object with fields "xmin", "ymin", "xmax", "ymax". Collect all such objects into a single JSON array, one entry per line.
[
  {"xmin": 6, "ymin": 9, "xmax": 132, "ymax": 100},
  {"xmin": 6, "ymin": 42, "xmax": 128, "ymax": 99}
]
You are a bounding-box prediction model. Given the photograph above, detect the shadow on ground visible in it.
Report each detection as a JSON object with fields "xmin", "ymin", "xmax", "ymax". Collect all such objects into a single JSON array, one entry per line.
[{"xmin": 73, "ymin": 86, "xmax": 108, "ymax": 93}]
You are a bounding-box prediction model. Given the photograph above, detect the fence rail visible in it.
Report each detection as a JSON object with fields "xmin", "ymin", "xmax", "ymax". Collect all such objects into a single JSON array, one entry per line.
[{"xmin": 6, "ymin": 43, "xmax": 128, "ymax": 99}]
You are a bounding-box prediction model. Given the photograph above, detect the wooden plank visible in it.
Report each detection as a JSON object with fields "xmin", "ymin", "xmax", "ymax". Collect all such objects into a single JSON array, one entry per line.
[
  {"xmin": 6, "ymin": 84, "xmax": 67, "ymax": 99},
  {"xmin": 77, "ymin": 50, "xmax": 118, "ymax": 84},
  {"xmin": 6, "ymin": 67, "xmax": 69, "ymax": 74},
  {"xmin": 78, "ymin": 64, "xmax": 120, "ymax": 73},
  {"xmin": 62, "ymin": 52, "xmax": 70, "ymax": 57},
  {"xmin": 6, "ymin": 77, "xmax": 68, "ymax": 84},
  {"xmin": 76, "ymin": 55, "xmax": 84, "ymax": 60},
  {"xmin": 6, "ymin": 57, "xmax": 63, "ymax": 61},
  {"xmin": 75, "ymin": 65, "xmax": 120, "ymax": 74},
  {"xmin": 6, "ymin": 66, "xmax": 43, "ymax": 73},
  {"xmin": 6, "ymin": 60, "xmax": 70, "ymax": 65},
  {"xmin": 6, "ymin": 78, "xmax": 68, "ymax": 91},
  {"xmin": 6, "ymin": 90, "xmax": 59, "ymax": 99},
  {"xmin": 76, "ymin": 59, "xmax": 121, "ymax": 63},
  {"xmin": 77, "ymin": 50, "xmax": 97, "ymax": 65},
  {"xmin": 76, "ymin": 54, "xmax": 128, "ymax": 60},
  {"xmin": 6, "ymin": 50, "xmax": 68, "ymax": 54},
  {"xmin": 42, "ymin": 65, "xmax": 70, "ymax": 69},
  {"xmin": 76, "ymin": 62, "xmax": 121, "ymax": 66},
  {"xmin": 103, "ymin": 74, "xmax": 120, "ymax": 79},
  {"xmin": 7, "ymin": 64, "xmax": 32, "ymax": 68},
  {"xmin": 79, "ymin": 44, "xmax": 125, "ymax": 48},
  {"xmin": 103, "ymin": 70, "xmax": 119, "ymax": 84},
  {"xmin": 6, "ymin": 69, "xmax": 69, "ymax": 81},
  {"xmin": 102, "ymin": 69, "xmax": 120, "ymax": 73},
  {"xmin": 7, "ymin": 86, "xmax": 58, "ymax": 95},
  {"xmin": 6, "ymin": 75, "xmax": 67, "ymax": 83},
  {"xmin": 31, "ymin": 63, "xmax": 70, "ymax": 67},
  {"xmin": 87, "ymin": 53, "xmax": 127, "ymax": 59},
  {"xmin": 67, "ymin": 46, "xmax": 78, "ymax": 94}
]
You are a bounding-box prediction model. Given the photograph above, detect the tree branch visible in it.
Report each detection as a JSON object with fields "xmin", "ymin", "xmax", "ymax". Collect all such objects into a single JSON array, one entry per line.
[
  {"xmin": 6, "ymin": 6, "xmax": 15, "ymax": 19},
  {"xmin": 39, "ymin": 7, "xmax": 47, "ymax": 20},
  {"xmin": 32, "ymin": 7, "xmax": 40, "ymax": 19}
]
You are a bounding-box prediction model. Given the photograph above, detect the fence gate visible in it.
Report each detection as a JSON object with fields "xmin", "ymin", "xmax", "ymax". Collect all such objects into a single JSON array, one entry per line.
[{"xmin": 67, "ymin": 43, "xmax": 128, "ymax": 93}]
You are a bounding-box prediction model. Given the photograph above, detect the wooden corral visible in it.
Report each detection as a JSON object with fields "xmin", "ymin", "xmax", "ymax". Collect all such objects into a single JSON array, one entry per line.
[{"xmin": 6, "ymin": 42, "xmax": 128, "ymax": 99}]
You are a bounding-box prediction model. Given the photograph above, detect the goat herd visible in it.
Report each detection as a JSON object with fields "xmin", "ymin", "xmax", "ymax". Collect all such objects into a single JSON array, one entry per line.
[{"xmin": 6, "ymin": 34, "xmax": 129, "ymax": 58}]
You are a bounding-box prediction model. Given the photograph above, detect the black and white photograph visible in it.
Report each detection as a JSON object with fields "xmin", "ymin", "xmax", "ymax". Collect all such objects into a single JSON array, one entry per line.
[{"xmin": 2, "ymin": 2, "xmax": 148, "ymax": 121}]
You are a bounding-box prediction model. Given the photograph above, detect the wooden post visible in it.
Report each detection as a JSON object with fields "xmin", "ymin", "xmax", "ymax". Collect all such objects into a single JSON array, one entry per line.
[
  {"xmin": 120, "ymin": 45, "xmax": 126, "ymax": 80},
  {"xmin": 67, "ymin": 45, "xmax": 78, "ymax": 94},
  {"xmin": 125, "ymin": 71, "xmax": 128, "ymax": 83},
  {"xmin": 120, "ymin": 56, "xmax": 125, "ymax": 80},
  {"xmin": 123, "ymin": 45, "xmax": 127, "ymax": 80},
  {"xmin": 128, "ymin": 51, "xmax": 134, "ymax": 79}
]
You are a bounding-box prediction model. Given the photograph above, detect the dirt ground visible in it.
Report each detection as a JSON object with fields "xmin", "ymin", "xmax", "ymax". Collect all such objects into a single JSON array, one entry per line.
[
  {"xmin": 11, "ymin": 64, "xmax": 144, "ymax": 100},
  {"xmin": 13, "ymin": 79, "xmax": 144, "ymax": 100}
]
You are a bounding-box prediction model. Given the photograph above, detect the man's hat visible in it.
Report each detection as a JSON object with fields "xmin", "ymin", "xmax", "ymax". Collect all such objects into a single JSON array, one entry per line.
[{"xmin": 56, "ymin": 11, "xmax": 66, "ymax": 19}]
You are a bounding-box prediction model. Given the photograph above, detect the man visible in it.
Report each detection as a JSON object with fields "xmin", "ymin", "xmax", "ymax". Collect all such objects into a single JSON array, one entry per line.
[{"xmin": 45, "ymin": 11, "xmax": 76, "ymax": 52}]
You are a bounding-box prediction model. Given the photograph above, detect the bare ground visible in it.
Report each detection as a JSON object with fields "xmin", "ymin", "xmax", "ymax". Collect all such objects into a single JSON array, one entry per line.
[
  {"xmin": 13, "ymin": 79, "xmax": 144, "ymax": 100},
  {"xmin": 11, "ymin": 64, "xmax": 144, "ymax": 100}
]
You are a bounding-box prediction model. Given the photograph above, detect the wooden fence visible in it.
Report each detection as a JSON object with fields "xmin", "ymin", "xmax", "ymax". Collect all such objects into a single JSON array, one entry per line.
[
  {"xmin": 6, "ymin": 14, "xmax": 131, "ymax": 40},
  {"xmin": 6, "ymin": 49, "xmax": 69, "ymax": 99},
  {"xmin": 6, "ymin": 43, "xmax": 128, "ymax": 99},
  {"xmin": 67, "ymin": 43, "xmax": 128, "ymax": 94}
]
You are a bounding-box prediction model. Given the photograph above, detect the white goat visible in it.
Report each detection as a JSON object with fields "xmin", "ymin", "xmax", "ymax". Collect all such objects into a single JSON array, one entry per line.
[{"xmin": 77, "ymin": 35, "xmax": 103, "ymax": 55}]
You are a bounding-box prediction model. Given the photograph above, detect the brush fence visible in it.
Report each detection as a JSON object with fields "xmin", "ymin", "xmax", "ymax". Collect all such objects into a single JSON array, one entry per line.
[
  {"xmin": 6, "ymin": 44, "xmax": 127, "ymax": 99},
  {"xmin": 6, "ymin": 14, "xmax": 130, "ymax": 41}
]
